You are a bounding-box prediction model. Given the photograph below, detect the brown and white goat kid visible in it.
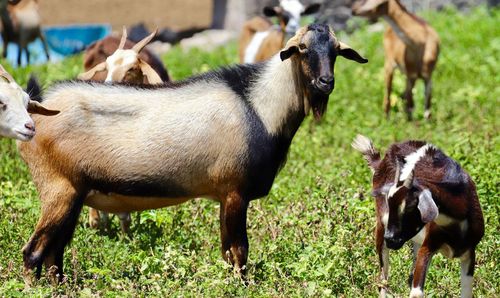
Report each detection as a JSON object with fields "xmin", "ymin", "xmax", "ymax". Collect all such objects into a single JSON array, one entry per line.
[
  {"xmin": 1, "ymin": 0, "xmax": 50, "ymax": 66},
  {"xmin": 239, "ymin": 0, "xmax": 320, "ymax": 63},
  {"xmin": 0, "ymin": 64, "xmax": 58, "ymax": 140},
  {"xmin": 352, "ymin": 0, "xmax": 440, "ymax": 120},
  {"xmin": 79, "ymin": 28, "xmax": 163, "ymax": 84},
  {"xmin": 352, "ymin": 135, "xmax": 484, "ymax": 298},
  {"xmin": 18, "ymin": 24, "xmax": 367, "ymax": 282},
  {"xmin": 80, "ymin": 28, "xmax": 166, "ymax": 234}
]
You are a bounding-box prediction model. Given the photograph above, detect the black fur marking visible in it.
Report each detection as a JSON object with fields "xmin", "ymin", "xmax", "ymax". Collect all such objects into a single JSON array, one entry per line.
[
  {"xmin": 239, "ymin": 93, "xmax": 305, "ymax": 200},
  {"xmin": 62, "ymin": 62, "xmax": 266, "ymax": 101},
  {"xmin": 26, "ymin": 74, "xmax": 43, "ymax": 102},
  {"xmin": 86, "ymin": 176, "xmax": 190, "ymax": 198}
]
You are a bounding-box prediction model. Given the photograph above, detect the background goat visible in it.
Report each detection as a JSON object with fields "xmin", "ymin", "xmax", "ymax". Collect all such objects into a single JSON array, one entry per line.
[
  {"xmin": 352, "ymin": 0, "xmax": 440, "ymax": 120},
  {"xmin": 80, "ymin": 28, "xmax": 167, "ymax": 234},
  {"xmin": 352, "ymin": 135, "xmax": 484, "ymax": 298},
  {"xmin": 18, "ymin": 24, "xmax": 367, "ymax": 282},
  {"xmin": 239, "ymin": 0, "xmax": 320, "ymax": 63},
  {"xmin": 1, "ymin": 0, "xmax": 50, "ymax": 66},
  {"xmin": 79, "ymin": 28, "xmax": 165, "ymax": 84},
  {"xmin": 0, "ymin": 64, "xmax": 58, "ymax": 140}
]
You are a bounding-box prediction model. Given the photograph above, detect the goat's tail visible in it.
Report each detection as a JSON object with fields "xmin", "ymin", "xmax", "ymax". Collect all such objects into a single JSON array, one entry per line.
[
  {"xmin": 352, "ymin": 134, "xmax": 381, "ymax": 170},
  {"xmin": 27, "ymin": 74, "xmax": 43, "ymax": 102}
]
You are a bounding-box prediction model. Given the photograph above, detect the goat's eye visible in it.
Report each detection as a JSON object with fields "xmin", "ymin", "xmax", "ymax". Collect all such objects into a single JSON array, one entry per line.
[
  {"xmin": 0, "ymin": 100, "xmax": 4, "ymax": 106},
  {"xmin": 299, "ymin": 43, "xmax": 307, "ymax": 50}
]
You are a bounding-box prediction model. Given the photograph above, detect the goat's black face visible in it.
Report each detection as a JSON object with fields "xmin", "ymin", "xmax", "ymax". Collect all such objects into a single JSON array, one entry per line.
[
  {"xmin": 384, "ymin": 186, "xmax": 426, "ymax": 250},
  {"xmin": 280, "ymin": 24, "xmax": 368, "ymax": 119}
]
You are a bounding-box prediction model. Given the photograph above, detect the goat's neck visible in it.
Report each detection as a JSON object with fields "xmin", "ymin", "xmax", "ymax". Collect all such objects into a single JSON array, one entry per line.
[
  {"xmin": 249, "ymin": 55, "xmax": 306, "ymax": 139},
  {"xmin": 384, "ymin": 0, "xmax": 427, "ymax": 47}
]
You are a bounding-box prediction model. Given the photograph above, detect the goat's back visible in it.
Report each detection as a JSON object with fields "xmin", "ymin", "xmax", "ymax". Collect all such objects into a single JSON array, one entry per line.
[{"xmin": 18, "ymin": 81, "xmax": 251, "ymax": 197}]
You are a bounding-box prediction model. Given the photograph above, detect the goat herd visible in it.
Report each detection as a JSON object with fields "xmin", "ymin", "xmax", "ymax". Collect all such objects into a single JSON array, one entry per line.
[{"xmin": 0, "ymin": 0, "xmax": 485, "ymax": 297}]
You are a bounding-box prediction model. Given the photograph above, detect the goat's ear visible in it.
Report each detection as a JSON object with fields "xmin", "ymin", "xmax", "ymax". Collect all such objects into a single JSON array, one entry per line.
[
  {"xmin": 263, "ymin": 6, "xmax": 280, "ymax": 17},
  {"xmin": 139, "ymin": 59, "xmax": 163, "ymax": 84},
  {"xmin": 417, "ymin": 189, "xmax": 439, "ymax": 223},
  {"xmin": 302, "ymin": 3, "xmax": 321, "ymax": 15},
  {"xmin": 280, "ymin": 45, "xmax": 299, "ymax": 61},
  {"xmin": 78, "ymin": 62, "xmax": 107, "ymax": 80},
  {"xmin": 337, "ymin": 41, "xmax": 368, "ymax": 64},
  {"xmin": 27, "ymin": 100, "xmax": 60, "ymax": 116}
]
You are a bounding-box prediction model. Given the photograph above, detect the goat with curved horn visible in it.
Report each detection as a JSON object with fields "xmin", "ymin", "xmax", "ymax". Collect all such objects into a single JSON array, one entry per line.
[
  {"xmin": 118, "ymin": 26, "xmax": 128, "ymax": 49},
  {"xmin": 132, "ymin": 29, "xmax": 158, "ymax": 53}
]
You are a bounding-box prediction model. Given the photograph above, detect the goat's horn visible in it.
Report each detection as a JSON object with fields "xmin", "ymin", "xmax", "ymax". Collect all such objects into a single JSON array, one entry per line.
[
  {"xmin": 132, "ymin": 28, "xmax": 158, "ymax": 53},
  {"xmin": 118, "ymin": 26, "xmax": 128, "ymax": 49},
  {"xmin": 394, "ymin": 160, "xmax": 401, "ymax": 185},
  {"xmin": 403, "ymin": 169, "xmax": 414, "ymax": 189}
]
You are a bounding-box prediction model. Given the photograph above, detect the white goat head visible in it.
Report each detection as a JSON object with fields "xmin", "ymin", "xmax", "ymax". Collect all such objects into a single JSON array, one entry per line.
[
  {"xmin": 79, "ymin": 27, "xmax": 163, "ymax": 84},
  {"xmin": 263, "ymin": 0, "xmax": 321, "ymax": 35},
  {"xmin": 0, "ymin": 64, "xmax": 59, "ymax": 141}
]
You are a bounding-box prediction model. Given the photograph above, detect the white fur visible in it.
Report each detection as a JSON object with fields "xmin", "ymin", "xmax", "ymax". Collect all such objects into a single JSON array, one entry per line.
[
  {"xmin": 280, "ymin": 0, "xmax": 305, "ymax": 33},
  {"xmin": 105, "ymin": 49, "xmax": 140, "ymax": 82},
  {"xmin": 409, "ymin": 287, "xmax": 424, "ymax": 298},
  {"xmin": 249, "ymin": 55, "xmax": 302, "ymax": 136},
  {"xmin": 411, "ymin": 225, "xmax": 427, "ymax": 246},
  {"xmin": 381, "ymin": 212, "xmax": 389, "ymax": 227},
  {"xmin": 0, "ymin": 80, "xmax": 34, "ymax": 141},
  {"xmin": 244, "ymin": 31, "xmax": 271, "ymax": 63},
  {"xmin": 460, "ymin": 251, "xmax": 473, "ymax": 298},
  {"xmin": 351, "ymin": 134, "xmax": 375, "ymax": 155},
  {"xmin": 400, "ymin": 144, "xmax": 434, "ymax": 181}
]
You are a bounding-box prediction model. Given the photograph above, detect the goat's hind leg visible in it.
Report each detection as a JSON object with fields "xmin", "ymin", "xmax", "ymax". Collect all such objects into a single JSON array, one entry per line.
[
  {"xmin": 22, "ymin": 178, "xmax": 85, "ymax": 284},
  {"xmin": 219, "ymin": 191, "xmax": 249, "ymax": 276},
  {"xmin": 383, "ymin": 61, "xmax": 395, "ymax": 119},
  {"xmin": 423, "ymin": 78, "xmax": 432, "ymax": 119},
  {"xmin": 404, "ymin": 77, "xmax": 417, "ymax": 121}
]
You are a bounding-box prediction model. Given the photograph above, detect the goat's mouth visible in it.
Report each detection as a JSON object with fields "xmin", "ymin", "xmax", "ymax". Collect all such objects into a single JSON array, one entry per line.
[{"xmin": 15, "ymin": 130, "xmax": 35, "ymax": 141}]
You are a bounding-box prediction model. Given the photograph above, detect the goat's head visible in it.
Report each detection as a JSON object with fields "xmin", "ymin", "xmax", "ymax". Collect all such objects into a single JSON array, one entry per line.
[
  {"xmin": 351, "ymin": 0, "xmax": 390, "ymax": 18},
  {"xmin": 263, "ymin": 0, "xmax": 320, "ymax": 35},
  {"xmin": 79, "ymin": 28, "xmax": 163, "ymax": 84},
  {"xmin": 280, "ymin": 24, "xmax": 368, "ymax": 119},
  {"xmin": 382, "ymin": 161, "xmax": 439, "ymax": 250},
  {"xmin": 0, "ymin": 65, "xmax": 59, "ymax": 141}
]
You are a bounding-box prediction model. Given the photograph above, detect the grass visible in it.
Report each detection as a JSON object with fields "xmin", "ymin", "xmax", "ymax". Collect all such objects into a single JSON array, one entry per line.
[{"xmin": 0, "ymin": 6, "xmax": 499, "ymax": 297}]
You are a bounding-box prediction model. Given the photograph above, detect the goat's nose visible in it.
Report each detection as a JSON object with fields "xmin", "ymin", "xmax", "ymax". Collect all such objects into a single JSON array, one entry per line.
[
  {"xmin": 25, "ymin": 121, "xmax": 35, "ymax": 132},
  {"xmin": 318, "ymin": 76, "xmax": 334, "ymax": 85}
]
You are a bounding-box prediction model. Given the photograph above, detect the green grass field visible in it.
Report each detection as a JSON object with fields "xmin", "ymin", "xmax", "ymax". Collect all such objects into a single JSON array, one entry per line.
[{"xmin": 0, "ymin": 7, "xmax": 498, "ymax": 297}]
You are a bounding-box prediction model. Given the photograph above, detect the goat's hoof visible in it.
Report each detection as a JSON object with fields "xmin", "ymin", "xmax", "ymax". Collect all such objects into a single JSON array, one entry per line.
[
  {"xmin": 22, "ymin": 267, "xmax": 36, "ymax": 287},
  {"xmin": 47, "ymin": 265, "xmax": 61, "ymax": 285},
  {"xmin": 424, "ymin": 110, "xmax": 432, "ymax": 119}
]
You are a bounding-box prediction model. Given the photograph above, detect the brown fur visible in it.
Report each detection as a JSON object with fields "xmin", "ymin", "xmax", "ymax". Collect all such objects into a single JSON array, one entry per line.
[
  {"xmin": 353, "ymin": 135, "xmax": 484, "ymax": 297},
  {"xmin": 352, "ymin": 0, "xmax": 440, "ymax": 120},
  {"xmin": 18, "ymin": 25, "xmax": 367, "ymax": 282},
  {"xmin": 238, "ymin": 16, "xmax": 275, "ymax": 63}
]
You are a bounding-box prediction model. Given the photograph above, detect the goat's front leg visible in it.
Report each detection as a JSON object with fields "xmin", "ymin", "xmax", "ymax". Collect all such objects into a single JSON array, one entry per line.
[
  {"xmin": 22, "ymin": 177, "xmax": 84, "ymax": 284},
  {"xmin": 220, "ymin": 191, "xmax": 248, "ymax": 276},
  {"xmin": 408, "ymin": 241, "xmax": 421, "ymax": 287},
  {"xmin": 460, "ymin": 249, "xmax": 475, "ymax": 298},
  {"xmin": 376, "ymin": 221, "xmax": 390, "ymax": 297},
  {"xmin": 404, "ymin": 77, "xmax": 416, "ymax": 121},
  {"xmin": 409, "ymin": 245, "xmax": 434, "ymax": 298}
]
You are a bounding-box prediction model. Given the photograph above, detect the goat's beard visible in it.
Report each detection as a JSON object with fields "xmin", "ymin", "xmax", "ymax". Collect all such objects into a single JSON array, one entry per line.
[{"xmin": 308, "ymin": 90, "xmax": 330, "ymax": 120}]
